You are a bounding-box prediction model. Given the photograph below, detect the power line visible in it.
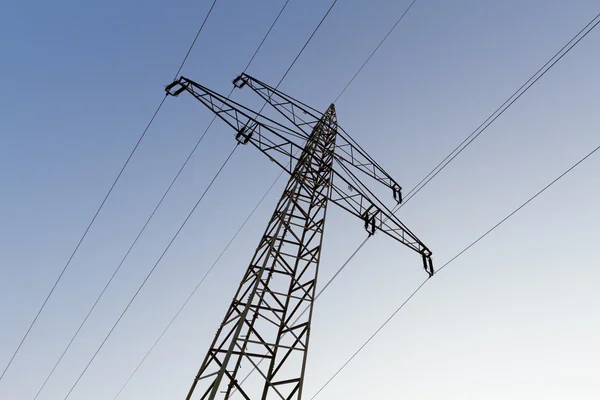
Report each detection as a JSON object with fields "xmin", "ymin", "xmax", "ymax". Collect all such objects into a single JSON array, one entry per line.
[
  {"xmin": 174, "ymin": 0, "xmax": 218, "ymax": 79},
  {"xmin": 226, "ymin": 9, "xmax": 600, "ymax": 396},
  {"xmin": 304, "ymin": 9, "xmax": 600, "ymax": 310},
  {"xmin": 208, "ymin": 2, "xmax": 427, "ymax": 388},
  {"xmin": 61, "ymin": 145, "xmax": 239, "ymax": 400},
  {"xmin": 0, "ymin": 96, "xmax": 167, "ymax": 383},
  {"xmin": 334, "ymin": 0, "xmax": 418, "ymax": 103},
  {"xmin": 310, "ymin": 277, "xmax": 428, "ymax": 399},
  {"xmin": 309, "ymin": 140, "xmax": 600, "ymax": 398},
  {"xmin": 436, "ymin": 142, "xmax": 600, "ymax": 274},
  {"xmin": 243, "ymin": 0, "xmax": 292, "ymax": 73},
  {"xmin": 107, "ymin": 1, "xmax": 342, "ymax": 395},
  {"xmin": 218, "ymin": 1, "xmax": 423, "ymax": 390},
  {"xmin": 112, "ymin": 169, "xmax": 284, "ymax": 400},
  {"xmin": 306, "ymin": 13, "xmax": 600, "ymax": 396},
  {"xmin": 31, "ymin": 117, "xmax": 219, "ymax": 400},
  {"xmin": 40, "ymin": 0, "xmax": 297, "ymax": 396},
  {"xmin": 192, "ymin": 9, "xmax": 600, "ymax": 393},
  {"xmin": 395, "ymin": 11, "xmax": 600, "ymax": 208},
  {"xmin": 22, "ymin": 3, "xmax": 222, "ymax": 397},
  {"xmin": 110, "ymin": 6, "xmax": 599, "ymax": 398},
  {"xmin": 306, "ymin": 0, "xmax": 422, "ymax": 292},
  {"xmin": 85, "ymin": 3, "xmax": 596, "ymax": 396},
  {"xmin": 277, "ymin": 0, "xmax": 339, "ymax": 86},
  {"xmin": 1, "ymin": 0, "xmax": 220, "ymax": 386},
  {"xmin": 70, "ymin": 4, "xmax": 358, "ymax": 378}
]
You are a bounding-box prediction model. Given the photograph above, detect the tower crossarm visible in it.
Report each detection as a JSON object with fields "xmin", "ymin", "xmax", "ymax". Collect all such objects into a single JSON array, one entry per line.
[
  {"xmin": 233, "ymin": 73, "xmax": 405, "ymax": 204},
  {"xmin": 329, "ymin": 161, "xmax": 432, "ymax": 269},
  {"xmin": 166, "ymin": 76, "xmax": 433, "ymax": 275},
  {"xmin": 166, "ymin": 76, "xmax": 310, "ymax": 175}
]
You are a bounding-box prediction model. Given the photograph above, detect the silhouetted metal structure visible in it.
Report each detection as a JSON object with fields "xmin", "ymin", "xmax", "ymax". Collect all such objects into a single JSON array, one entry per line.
[{"xmin": 165, "ymin": 74, "xmax": 433, "ymax": 400}]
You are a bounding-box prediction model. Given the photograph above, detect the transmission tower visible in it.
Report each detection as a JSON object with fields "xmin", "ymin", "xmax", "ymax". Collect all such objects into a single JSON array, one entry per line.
[{"xmin": 165, "ymin": 74, "xmax": 433, "ymax": 400}]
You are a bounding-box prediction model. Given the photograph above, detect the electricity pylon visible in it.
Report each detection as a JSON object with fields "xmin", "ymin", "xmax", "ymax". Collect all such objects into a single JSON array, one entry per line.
[{"xmin": 165, "ymin": 74, "xmax": 433, "ymax": 400}]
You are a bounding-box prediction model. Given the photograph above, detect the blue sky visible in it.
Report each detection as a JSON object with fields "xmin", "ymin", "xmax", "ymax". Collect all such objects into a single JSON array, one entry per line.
[{"xmin": 1, "ymin": 0, "xmax": 599, "ymax": 399}]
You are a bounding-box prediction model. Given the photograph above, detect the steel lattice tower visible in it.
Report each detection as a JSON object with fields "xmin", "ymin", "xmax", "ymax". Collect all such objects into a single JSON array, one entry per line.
[{"xmin": 166, "ymin": 74, "xmax": 433, "ymax": 400}]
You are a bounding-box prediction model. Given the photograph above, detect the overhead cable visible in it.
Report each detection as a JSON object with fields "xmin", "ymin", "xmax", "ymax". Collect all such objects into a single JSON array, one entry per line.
[
  {"xmin": 214, "ymin": 1, "xmax": 429, "ymax": 388},
  {"xmin": 112, "ymin": 170, "xmax": 285, "ymax": 399},
  {"xmin": 235, "ymin": 9, "xmax": 600, "ymax": 395},
  {"xmin": 61, "ymin": 145, "xmax": 239, "ymax": 400},
  {"xmin": 52, "ymin": 0, "xmax": 296, "ymax": 394},
  {"xmin": 334, "ymin": 0, "xmax": 418, "ymax": 103},
  {"xmin": 277, "ymin": 0, "xmax": 339, "ymax": 86},
  {"xmin": 0, "ymin": 1, "xmax": 219, "ymax": 385},
  {"xmin": 303, "ymin": 9, "xmax": 600, "ymax": 320},
  {"xmin": 395, "ymin": 11, "xmax": 600, "ymax": 209},
  {"xmin": 24, "ymin": 3, "xmax": 222, "ymax": 398},
  {"xmin": 111, "ymin": 0, "xmax": 342, "ymax": 395},
  {"xmin": 309, "ymin": 140, "xmax": 600, "ymax": 398}
]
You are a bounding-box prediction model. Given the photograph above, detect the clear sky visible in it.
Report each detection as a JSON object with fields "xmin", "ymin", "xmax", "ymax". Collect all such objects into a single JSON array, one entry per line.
[{"xmin": 1, "ymin": 0, "xmax": 599, "ymax": 399}]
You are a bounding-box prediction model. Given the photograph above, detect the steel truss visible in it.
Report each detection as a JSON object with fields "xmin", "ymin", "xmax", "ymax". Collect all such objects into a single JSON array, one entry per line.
[{"xmin": 165, "ymin": 74, "xmax": 434, "ymax": 400}]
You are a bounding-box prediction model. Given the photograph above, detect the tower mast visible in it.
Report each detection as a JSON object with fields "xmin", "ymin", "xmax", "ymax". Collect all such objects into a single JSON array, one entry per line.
[{"xmin": 186, "ymin": 105, "xmax": 337, "ymax": 400}]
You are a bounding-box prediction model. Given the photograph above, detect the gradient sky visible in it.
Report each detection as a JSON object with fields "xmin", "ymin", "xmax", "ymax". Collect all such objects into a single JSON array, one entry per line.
[{"xmin": 1, "ymin": 1, "xmax": 599, "ymax": 399}]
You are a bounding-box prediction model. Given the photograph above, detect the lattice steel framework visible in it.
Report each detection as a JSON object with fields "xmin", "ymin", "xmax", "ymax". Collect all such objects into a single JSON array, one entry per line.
[{"xmin": 165, "ymin": 74, "xmax": 434, "ymax": 400}]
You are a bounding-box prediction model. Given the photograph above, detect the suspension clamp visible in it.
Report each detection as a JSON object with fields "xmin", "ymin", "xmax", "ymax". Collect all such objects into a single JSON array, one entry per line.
[
  {"xmin": 236, "ymin": 122, "xmax": 255, "ymax": 145},
  {"xmin": 392, "ymin": 184, "xmax": 403, "ymax": 204},
  {"xmin": 165, "ymin": 80, "xmax": 185, "ymax": 97},
  {"xmin": 422, "ymin": 251, "xmax": 434, "ymax": 277},
  {"xmin": 232, "ymin": 74, "xmax": 248, "ymax": 89},
  {"xmin": 362, "ymin": 206, "xmax": 380, "ymax": 236}
]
